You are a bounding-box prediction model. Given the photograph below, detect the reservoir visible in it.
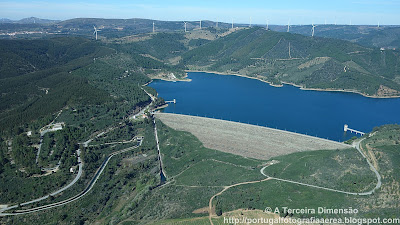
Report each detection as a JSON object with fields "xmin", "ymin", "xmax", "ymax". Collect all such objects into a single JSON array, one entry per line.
[{"xmin": 150, "ymin": 72, "xmax": 400, "ymax": 141}]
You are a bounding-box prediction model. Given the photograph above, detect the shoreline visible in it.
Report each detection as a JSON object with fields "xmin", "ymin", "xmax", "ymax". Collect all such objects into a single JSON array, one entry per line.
[
  {"xmin": 186, "ymin": 70, "xmax": 283, "ymax": 87},
  {"xmin": 148, "ymin": 72, "xmax": 191, "ymax": 83},
  {"xmin": 186, "ymin": 70, "xmax": 400, "ymax": 99},
  {"xmin": 281, "ymin": 81, "xmax": 400, "ymax": 99}
]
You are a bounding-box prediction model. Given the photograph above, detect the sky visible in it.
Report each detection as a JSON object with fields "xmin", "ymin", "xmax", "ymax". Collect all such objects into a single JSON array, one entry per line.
[{"xmin": 1, "ymin": 0, "xmax": 400, "ymax": 25}]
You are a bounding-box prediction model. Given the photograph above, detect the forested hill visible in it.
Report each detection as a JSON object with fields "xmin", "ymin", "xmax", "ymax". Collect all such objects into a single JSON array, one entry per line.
[
  {"xmin": 269, "ymin": 25, "xmax": 400, "ymax": 49},
  {"xmin": 182, "ymin": 27, "xmax": 400, "ymax": 97},
  {"xmin": 0, "ymin": 37, "xmax": 116, "ymax": 134},
  {"xmin": 0, "ymin": 35, "xmax": 188, "ymax": 135},
  {"xmin": 0, "ymin": 37, "xmax": 109, "ymax": 79}
]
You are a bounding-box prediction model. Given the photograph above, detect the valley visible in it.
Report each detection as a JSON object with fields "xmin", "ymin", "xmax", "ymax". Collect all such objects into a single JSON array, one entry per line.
[{"xmin": 0, "ymin": 15, "xmax": 399, "ymax": 225}]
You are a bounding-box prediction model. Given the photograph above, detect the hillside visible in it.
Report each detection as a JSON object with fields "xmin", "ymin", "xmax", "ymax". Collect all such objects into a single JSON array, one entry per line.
[
  {"xmin": 0, "ymin": 17, "xmax": 60, "ymax": 24},
  {"xmin": 271, "ymin": 24, "xmax": 400, "ymax": 49},
  {"xmin": 0, "ymin": 18, "xmax": 245, "ymax": 40},
  {"xmin": 0, "ymin": 36, "xmax": 177, "ymax": 137},
  {"xmin": 0, "ymin": 24, "xmax": 399, "ymax": 224},
  {"xmin": 109, "ymin": 27, "xmax": 238, "ymax": 66},
  {"xmin": 0, "ymin": 37, "xmax": 119, "ymax": 133},
  {"xmin": 182, "ymin": 27, "xmax": 400, "ymax": 97}
]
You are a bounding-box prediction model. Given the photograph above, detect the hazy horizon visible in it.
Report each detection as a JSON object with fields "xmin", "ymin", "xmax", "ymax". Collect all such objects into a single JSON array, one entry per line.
[
  {"xmin": 2, "ymin": 16, "xmax": 400, "ymax": 26},
  {"xmin": 1, "ymin": 0, "xmax": 400, "ymax": 25}
]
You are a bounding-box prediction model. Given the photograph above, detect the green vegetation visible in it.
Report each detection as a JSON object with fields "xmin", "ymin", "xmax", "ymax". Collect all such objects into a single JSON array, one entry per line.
[
  {"xmin": 174, "ymin": 160, "xmax": 262, "ymax": 187},
  {"xmin": 215, "ymin": 125, "xmax": 400, "ymax": 219},
  {"xmin": 0, "ymin": 126, "xmax": 83, "ymax": 203},
  {"xmin": 218, "ymin": 179, "xmax": 356, "ymax": 218},
  {"xmin": 182, "ymin": 27, "xmax": 400, "ymax": 97},
  {"xmin": 37, "ymin": 132, "xmax": 57, "ymax": 167},
  {"xmin": 0, "ymin": 37, "xmax": 114, "ymax": 135},
  {"xmin": 368, "ymin": 124, "xmax": 400, "ymax": 147},
  {"xmin": 1, "ymin": 23, "xmax": 400, "ymax": 225},
  {"xmin": 156, "ymin": 119, "xmax": 262, "ymax": 178},
  {"xmin": 3, "ymin": 119, "xmax": 160, "ymax": 224},
  {"xmin": 0, "ymin": 166, "xmax": 74, "ymax": 204},
  {"xmin": 11, "ymin": 134, "xmax": 40, "ymax": 174},
  {"xmin": 117, "ymin": 33, "xmax": 187, "ymax": 60},
  {"xmin": 2, "ymin": 120, "xmax": 400, "ymax": 224},
  {"xmin": 0, "ymin": 141, "xmax": 8, "ymax": 174},
  {"xmin": 287, "ymin": 24, "xmax": 400, "ymax": 49},
  {"xmin": 263, "ymin": 149, "xmax": 377, "ymax": 193}
]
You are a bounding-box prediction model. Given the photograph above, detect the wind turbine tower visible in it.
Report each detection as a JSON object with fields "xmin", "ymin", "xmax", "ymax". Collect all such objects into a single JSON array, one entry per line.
[
  {"xmin": 200, "ymin": 20, "xmax": 202, "ymax": 29},
  {"xmin": 184, "ymin": 22, "xmax": 187, "ymax": 32},
  {"xmin": 232, "ymin": 18, "xmax": 234, "ymax": 29},
  {"xmin": 93, "ymin": 26, "xmax": 101, "ymax": 40},
  {"xmin": 287, "ymin": 20, "xmax": 290, "ymax": 32},
  {"xmin": 311, "ymin": 23, "xmax": 316, "ymax": 37},
  {"xmin": 378, "ymin": 21, "xmax": 380, "ymax": 28},
  {"xmin": 153, "ymin": 21, "xmax": 155, "ymax": 33},
  {"xmin": 249, "ymin": 17, "xmax": 252, "ymax": 27},
  {"xmin": 266, "ymin": 19, "xmax": 269, "ymax": 30}
]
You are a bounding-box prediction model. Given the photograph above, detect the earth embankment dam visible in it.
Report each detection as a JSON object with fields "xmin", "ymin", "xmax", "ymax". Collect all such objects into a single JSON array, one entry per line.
[{"xmin": 154, "ymin": 113, "xmax": 351, "ymax": 160}]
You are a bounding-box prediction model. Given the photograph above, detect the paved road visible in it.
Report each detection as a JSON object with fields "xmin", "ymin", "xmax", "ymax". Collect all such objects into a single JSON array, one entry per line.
[
  {"xmin": 1, "ymin": 87, "xmax": 154, "ymax": 216},
  {"xmin": 0, "ymin": 139, "xmax": 142, "ymax": 216},
  {"xmin": 260, "ymin": 138, "xmax": 382, "ymax": 196},
  {"xmin": 129, "ymin": 88, "xmax": 155, "ymax": 120},
  {"xmin": 0, "ymin": 150, "xmax": 82, "ymax": 214}
]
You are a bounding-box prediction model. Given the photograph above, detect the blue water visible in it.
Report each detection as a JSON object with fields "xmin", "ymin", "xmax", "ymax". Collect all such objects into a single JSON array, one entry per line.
[{"xmin": 150, "ymin": 72, "xmax": 400, "ymax": 141}]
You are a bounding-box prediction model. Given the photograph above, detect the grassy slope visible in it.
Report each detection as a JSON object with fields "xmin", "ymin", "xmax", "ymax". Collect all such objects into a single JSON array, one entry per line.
[
  {"xmin": 216, "ymin": 125, "xmax": 400, "ymax": 219},
  {"xmin": 146, "ymin": 123, "xmax": 400, "ymax": 224},
  {"xmin": 3, "ymin": 122, "xmax": 399, "ymax": 224},
  {"xmin": 262, "ymin": 149, "xmax": 377, "ymax": 193}
]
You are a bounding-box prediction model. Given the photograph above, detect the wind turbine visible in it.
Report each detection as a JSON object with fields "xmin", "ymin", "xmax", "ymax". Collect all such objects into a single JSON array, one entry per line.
[
  {"xmin": 153, "ymin": 21, "xmax": 155, "ymax": 33},
  {"xmin": 231, "ymin": 18, "xmax": 234, "ymax": 29},
  {"xmin": 200, "ymin": 20, "xmax": 202, "ymax": 29},
  {"xmin": 184, "ymin": 21, "xmax": 187, "ymax": 32},
  {"xmin": 93, "ymin": 26, "xmax": 101, "ymax": 40},
  {"xmin": 378, "ymin": 21, "xmax": 380, "ymax": 28},
  {"xmin": 311, "ymin": 23, "xmax": 317, "ymax": 37},
  {"xmin": 249, "ymin": 17, "xmax": 252, "ymax": 27},
  {"xmin": 287, "ymin": 19, "xmax": 291, "ymax": 32},
  {"xmin": 266, "ymin": 19, "xmax": 269, "ymax": 30}
]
